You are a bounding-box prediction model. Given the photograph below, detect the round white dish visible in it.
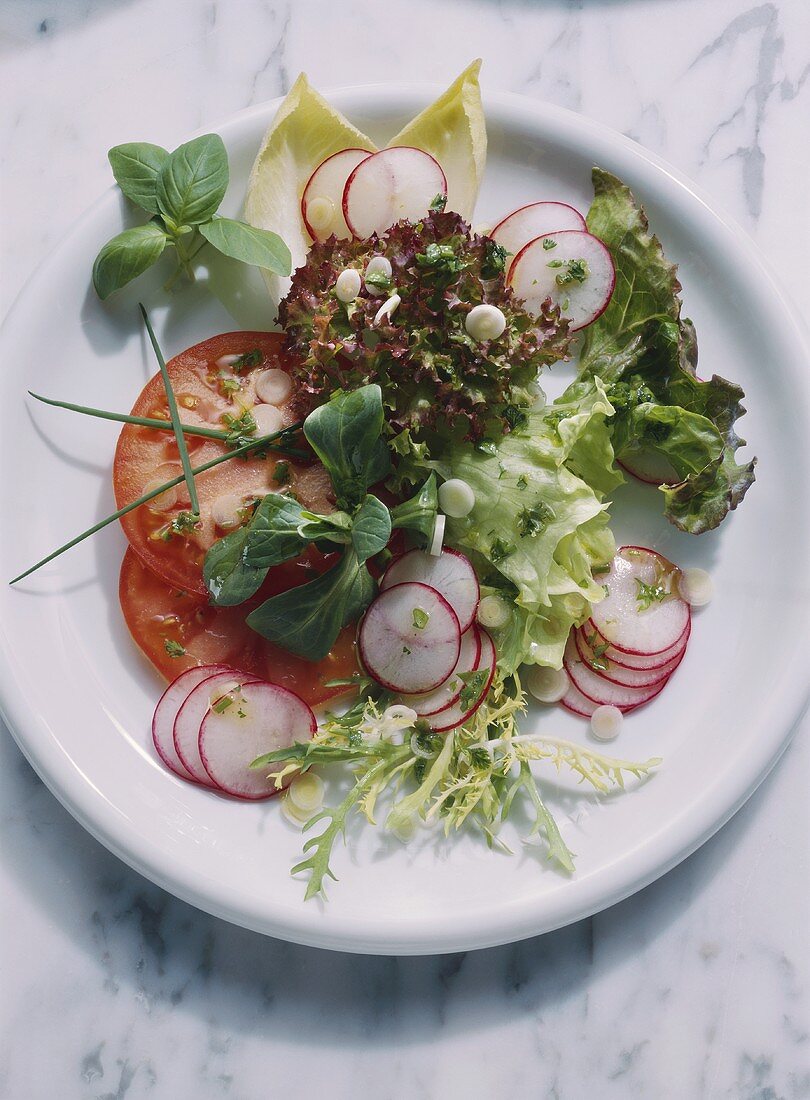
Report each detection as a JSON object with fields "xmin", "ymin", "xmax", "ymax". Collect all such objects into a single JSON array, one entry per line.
[{"xmin": 0, "ymin": 87, "xmax": 808, "ymax": 955}]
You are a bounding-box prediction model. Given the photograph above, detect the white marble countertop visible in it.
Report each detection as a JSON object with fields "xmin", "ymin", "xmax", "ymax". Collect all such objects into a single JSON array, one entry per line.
[{"xmin": 2, "ymin": 1, "xmax": 809, "ymax": 1097}]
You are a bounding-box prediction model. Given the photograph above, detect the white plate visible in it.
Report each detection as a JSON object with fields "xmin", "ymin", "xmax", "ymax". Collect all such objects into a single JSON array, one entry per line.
[{"xmin": 1, "ymin": 87, "xmax": 809, "ymax": 955}]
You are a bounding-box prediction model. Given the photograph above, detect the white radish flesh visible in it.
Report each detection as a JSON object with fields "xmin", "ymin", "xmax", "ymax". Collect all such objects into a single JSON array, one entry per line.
[
  {"xmin": 402, "ymin": 625, "xmax": 482, "ymax": 717},
  {"xmin": 618, "ymin": 451, "xmax": 680, "ymax": 486},
  {"xmin": 358, "ymin": 582, "xmax": 461, "ymax": 694},
  {"xmin": 301, "ymin": 148, "xmax": 371, "ymax": 241},
  {"xmin": 590, "ymin": 546, "xmax": 690, "ymax": 656},
  {"xmin": 428, "ymin": 629, "xmax": 496, "ymax": 733},
  {"xmin": 561, "ymin": 681, "xmax": 599, "ymax": 718},
  {"xmin": 574, "ymin": 628, "xmax": 683, "ymax": 688},
  {"xmin": 508, "ymin": 230, "xmax": 615, "ymax": 332},
  {"xmin": 491, "ymin": 201, "xmax": 586, "ymax": 263},
  {"xmin": 563, "ymin": 635, "xmax": 667, "ymax": 711},
  {"xmin": 199, "ymin": 681, "xmax": 316, "ymax": 800},
  {"xmin": 381, "ymin": 548, "xmax": 480, "ymax": 633},
  {"xmin": 173, "ymin": 670, "xmax": 260, "ymax": 787},
  {"xmin": 585, "ymin": 620, "xmax": 690, "ymax": 671},
  {"xmin": 343, "ymin": 147, "xmax": 447, "ymax": 239},
  {"xmin": 526, "ymin": 664, "xmax": 570, "ymax": 704},
  {"xmin": 152, "ymin": 664, "xmax": 231, "ymax": 781}
]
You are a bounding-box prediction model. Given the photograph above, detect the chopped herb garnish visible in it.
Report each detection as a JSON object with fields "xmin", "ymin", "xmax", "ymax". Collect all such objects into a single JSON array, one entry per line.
[
  {"xmin": 504, "ymin": 405, "xmax": 528, "ymax": 432},
  {"xmin": 218, "ymin": 373, "xmax": 241, "ymax": 397},
  {"xmin": 429, "ymin": 193, "xmax": 448, "ymax": 213},
  {"xmin": 516, "ymin": 474, "xmax": 529, "ymax": 490},
  {"xmin": 490, "ymin": 537, "xmax": 515, "ymax": 564},
  {"xmin": 402, "ymin": 646, "xmax": 412, "ymax": 655},
  {"xmin": 212, "ymin": 695, "xmax": 233, "ymax": 714},
  {"xmin": 232, "ymin": 349, "xmax": 262, "ymax": 373},
  {"xmin": 458, "ymin": 669, "xmax": 488, "ymax": 710},
  {"xmin": 517, "ymin": 501, "xmax": 556, "ymax": 538},
  {"xmin": 412, "ymin": 607, "xmax": 430, "ymax": 630},
  {"xmin": 547, "ymin": 259, "xmax": 565, "ymax": 269},
  {"xmin": 272, "ymin": 461, "xmax": 291, "ymax": 485},
  {"xmin": 636, "ymin": 577, "xmax": 669, "ymax": 610},
  {"xmin": 555, "ymin": 258, "xmax": 589, "ymax": 287},
  {"xmin": 222, "ymin": 409, "xmax": 258, "ymax": 447},
  {"xmin": 481, "ymin": 239, "xmax": 508, "ymax": 279},
  {"xmin": 364, "ymin": 271, "xmax": 392, "ymax": 291},
  {"xmin": 542, "ymin": 238, "xmax": 557, "ymax": 251},
  {"xmin": 164, "ymin": 639, "xmax": 186, "ymax": 657}
]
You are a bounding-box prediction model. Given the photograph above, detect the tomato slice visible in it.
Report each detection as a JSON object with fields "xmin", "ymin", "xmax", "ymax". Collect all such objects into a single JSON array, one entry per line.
[
  {"xmin": 119, "ymin": 547, "xmax": 358, "ymax": 706},
  {"xmin": 114, "ymin": 331, "xmax": 333, "ymax": 596}
]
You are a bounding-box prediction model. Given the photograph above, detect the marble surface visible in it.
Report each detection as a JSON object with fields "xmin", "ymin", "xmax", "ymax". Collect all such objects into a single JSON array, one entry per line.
[{"xmin": 2, "ymin": 0, "xmax": 810, "ymax": 1096}]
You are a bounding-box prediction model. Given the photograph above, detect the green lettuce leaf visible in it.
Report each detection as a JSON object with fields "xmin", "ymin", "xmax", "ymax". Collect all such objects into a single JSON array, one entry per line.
[{"xmin": 578, "ymin": 169, "xmax": 756, "ymax": 534}]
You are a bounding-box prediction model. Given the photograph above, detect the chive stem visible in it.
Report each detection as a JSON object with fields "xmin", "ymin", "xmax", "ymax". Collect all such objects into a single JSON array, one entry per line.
[
  {"xmin": 8, "ymin": 421, "xmax": 304, "ymax": 585},
  {"xmin": 139, "ymin": 304, "xmax": 200, "ymax": 516}
]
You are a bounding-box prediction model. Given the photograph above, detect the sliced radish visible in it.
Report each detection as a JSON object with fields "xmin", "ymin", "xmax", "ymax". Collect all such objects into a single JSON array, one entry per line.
[
  {"xmin": 301, "ymin": 148, "xmax": 371, "ymax": 242},
  {"xmin": 358, "ymin": 582, "xmax": 461, "ymax": 694},
  {"xmin": 152, "ymin": 664, "xmax": 232, "ymax": 782},
  {"xmin": 574, "ymin": 628, "xmax": 683, "ymax": 689},
  {"xmin": 343, "ymin": 147, "xmax": 447, "ymax": 239},
  {"xmin": 380, "ymin": 548, "xmax": 479, "ymax": 633},
  {"xmin": 563, "ymin": 635, "xmax": 667, "ymax": 711},
  {"xmin": 585, "ymin": 620, "xmax": 691, "ymax": 671},
  {"xmin": 402, "ymin": 625, "xmax": 482, "ymax": 717},
  {"xmin": 173, "ymin": 669, "xmax": 259, "ymax": 787},
  {"xmin": 428, "ymin": 628, "xmax": 496, "ymax": 733},
  {"xmin": 590, "ymin": 546, "xmax": 690, "ymax": 656},
  {"xmin": 561, "ymin": 681, "xmax": 599, "ymax": 718},
  {"xmin": 199, "ymin": 681, "xmax": 316, "ymax": 800},
  {"xmin": 490, "ymin": 202, "xmax": 586, "ymax": 263},
  {"xmin": 618, "ymin": 451, "xmax": 679, "ymax": 486},
  {"xmin": 508, "ymin": 230, "xmax": 615, "ymax": 332}
]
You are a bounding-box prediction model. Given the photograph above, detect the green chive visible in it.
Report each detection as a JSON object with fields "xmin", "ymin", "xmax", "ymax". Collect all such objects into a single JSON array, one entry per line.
[{"xmin": 139, "ymin": 304, "xmax": 199, "ymax": 516}]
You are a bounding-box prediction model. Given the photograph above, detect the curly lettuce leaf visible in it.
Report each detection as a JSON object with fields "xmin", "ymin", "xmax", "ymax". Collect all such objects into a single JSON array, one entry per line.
[
  {"xmin": 578, "ymin": 169, "xmax": 755, "ymax": 534},
  {"xmin": 419, "ymin": 379, "xmax": 617, "ymax": 670}
]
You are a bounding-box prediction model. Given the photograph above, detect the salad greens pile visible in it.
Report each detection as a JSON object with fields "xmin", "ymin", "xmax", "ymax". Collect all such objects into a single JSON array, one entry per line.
[
  {"xmin": 280, "ymin": 208, "xmax": 570, "ymax": 443},
  {"xmin": 93, "ymin": 135, "xmax": 292, "ymax": 299},
  {"xmin": 203, "ymin": 385, "xmax": 438, "ymax": 659},
  {"xmin": 575, "ymin": 169, "xmax": 756, "ymax": 534}
]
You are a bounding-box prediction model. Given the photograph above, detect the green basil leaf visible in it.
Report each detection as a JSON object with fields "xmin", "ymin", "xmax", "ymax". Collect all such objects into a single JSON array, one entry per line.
[
  {"xmin": 203, "ymin": 494, "xmax": 310, "ymax": 606},
  {"xmin": 303, "ymin": 384, "xmax": 391, "ymax": 510},
  {"xmin": 351, "ymin": 495, "xmax": 392, "ymax": 564},
  {"xmin": 389, "ymin": 473, "xmax": 438, "ymax": 540},
  {"xmin": 156, "ymin": 134, "xmax": 228, "ymax": 227},
  {"xmin": 198, "ymin": 216, "xmax": 291, "ymax": 276},
  {"xmin": 247, "ymin": 550, "xmax": 375, "ymax": 660},
  {"xmin": 108, "ymin": 143, "xmax": 169, "ymax": 214},
  {"xmin": 92, "ymin": 222, "xmax": 168, "ymax": 300}
]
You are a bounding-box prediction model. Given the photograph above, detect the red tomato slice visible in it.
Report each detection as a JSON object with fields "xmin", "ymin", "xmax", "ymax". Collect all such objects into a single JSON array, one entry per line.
[
  {"xmin": 119, "ymin": 548, "xmax": 358, "ymax": 706},
  {"xmin": 113, "ymin": 331, "xmax": 333, "ymax": 596}
]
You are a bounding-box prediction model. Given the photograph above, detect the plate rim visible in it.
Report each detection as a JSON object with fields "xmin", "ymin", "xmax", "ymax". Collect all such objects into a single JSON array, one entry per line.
[{"xmin": 2, "ymin": 84, "xmax": 810, "ymax": 955}]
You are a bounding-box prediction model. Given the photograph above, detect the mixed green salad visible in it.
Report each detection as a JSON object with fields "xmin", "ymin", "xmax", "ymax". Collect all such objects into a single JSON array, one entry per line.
[{"xmin": 17, "ymin": 61, "xmax": 755, "ymax": 899}]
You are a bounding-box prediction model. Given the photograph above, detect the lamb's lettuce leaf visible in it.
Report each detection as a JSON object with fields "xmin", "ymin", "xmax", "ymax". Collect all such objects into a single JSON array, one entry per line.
[{"xmin": 577, "ymin": 169, "xmax": 755, "ymax": 534}]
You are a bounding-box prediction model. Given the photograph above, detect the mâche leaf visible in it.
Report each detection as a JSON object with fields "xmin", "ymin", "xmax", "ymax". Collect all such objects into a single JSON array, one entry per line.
[
  {"xmin": 92, "ymin": 222, "xmax": 168, "ymax": 299},
  {"xmin": 303, "ymin": 385, "xmax": 391, "ymax": 510},
  {"xmin": 389, "ymin": 473, "xmax": 438, "ymax": 539},
  {"xmin": 198, "ymin": 216, "xmax": 291, "ymax": 275},
  {"xmin": 351, "ymin": 495, "xmax": 392, "ymax": 564},
  {"xmin": 108, "ymin": 142, "xmax": 169, "ymax": 214},
  {"xmin": 156, "ymin": 134, "xmax": 229, "ymax": 227}
]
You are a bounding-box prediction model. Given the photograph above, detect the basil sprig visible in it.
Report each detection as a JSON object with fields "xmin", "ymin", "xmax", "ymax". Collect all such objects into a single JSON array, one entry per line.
[
  {"xmin": 93, "ymin": 136, "xmax": 291, "ymax": 299},
  {"xmin": 203, "ymin": 385, "xmax": 437, "ymax": 661}
]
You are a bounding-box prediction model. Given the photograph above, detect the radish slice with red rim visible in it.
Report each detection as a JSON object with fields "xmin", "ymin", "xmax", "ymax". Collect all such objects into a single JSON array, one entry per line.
[
  {"xmin": 618, "ymin": 451, "xmax": 680, "ymax": 487},
  {"xmin": 584, "ymin": 620, "xmax": 691, "ymax": 671},
  {"xmin": 590, "ymin": 546, "xmax": 690, "ymax": 656},
  {"xmin": 508, "ymin": 229, "xmax": 615, "ymax": 332},
  {"xmin": 380, "ymin": 548, "xmax": 480, "ymax": 633},
  {"xmin": 152, "ymin": 663, "xmax": 232, "ymax": 782},
  {"xmin": 358, "ymin": 582, "xmax": 461, "ymax": 694},
  {"xmin": 199, "ymin": 681, "xmax": 316, "ymax": 800},
  {"xmin": 401, "ymin": 625, "xmax": 482, "ymax": 717},
  {"xmin": 428, "ymin": 629, "xmax": 496, "ymax": 733},
  {"xmin": 343, "ymin": 147, "xmax": 447, "ymax": 239},
  {"xmin": 490, "ymin": 201, "xmax": 586, "ymax": 262},
  {"xmin": 563, "ymin": 636, "xmax": 667, "ymax": 711},
  {"xmin": 574, "ymin": 628, "xmax": 683, "ymax": 689},
  {"xmin": 301, "ymin": 148, "xmax": 372, "ymax": 242},
  {"xmin": 561, "ymin": 681, "xmax": 600, "ymax": 718},
  {"xmin": 173, "ymin": 669, "xmax": 260, "ymax": 787}
]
